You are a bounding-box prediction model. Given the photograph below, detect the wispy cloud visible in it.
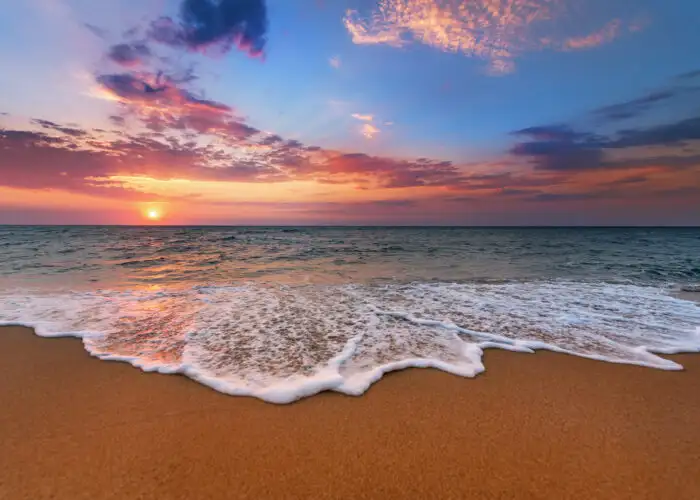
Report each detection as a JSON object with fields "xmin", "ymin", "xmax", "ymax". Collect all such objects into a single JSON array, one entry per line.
[
  {"xmin": 361, "ymin": 123, "xmax": 380, "ymax": 139},
  {"xmin": 562, "ymin": 19, "xmax": 622, "ymax": 50},
  {"xmin": 344, "ymin": 1, "xmax": 640, "ymax": 73},
  {"xmin": 351, "ymin": 113, "xmax": 381, "ymax": 138},
  {"xmin": 351, "ymin": 113, "xmax": 373, "ymax": 122},
  {"xmin": 594, "ymin": 90, "xmax": 676, "ymax": 122}
]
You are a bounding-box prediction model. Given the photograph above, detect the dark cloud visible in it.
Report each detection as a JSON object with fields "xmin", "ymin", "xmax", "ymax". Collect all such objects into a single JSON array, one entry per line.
[
  {"xmin": 678, "ymin": 69, "xmax": 700, "ymax": 80},
  {"xmin": 32, "ymin": 119, "xmax": 88, "ymax": 137},
  {"xmin": 510, "ymin": 128, "xmax": 605, "ymax": 171},
  {"xmin": 107, "ymin": 43, "xmax": 151, "ymax": 67},
  {"xmin": 610, "ymin": 116, "xmax": 700, "ymax": 148},
  {"xmin": 109, "ymin": 115, "xmax": 126, "ymax": 127},
  {"xmin": 511, "ymin": 119, "xmax": 700, "ymax": 172},
  {"xmin": 602, "ymin": 153, "xmax": 700, "ymax": 170},
  {"xmin": 512, "ymin": 125, "xmax": 583, "ymax": 142},
  {"xmin": 149, "ymin": 0, "xmax": 268, "ymax": 57},
  {"xmin": 258, "ymin": 134, "xmax": 283, "ymax": 146},
  {"xmin": 511, "ymin": 70, "xmax": 700, "ymax": 172},
  {"xmin": 593, "ymin": 91, "xmax": 676, "ymax": 122},
  {"xmin": 97, "ymin": 73, "xmax": 164, "ymax": 101}
]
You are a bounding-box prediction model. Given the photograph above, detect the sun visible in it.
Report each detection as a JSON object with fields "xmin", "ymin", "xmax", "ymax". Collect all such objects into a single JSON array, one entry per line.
[
  {"xmin": 146, "ymin": 209, "xmax": 161, "ymax": 221},
  {"xmin": 139, "ymin": 203, "xmax": 168, "ymax": 223}
]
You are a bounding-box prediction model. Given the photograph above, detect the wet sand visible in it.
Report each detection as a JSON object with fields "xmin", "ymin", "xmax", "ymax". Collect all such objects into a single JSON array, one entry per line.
[{"xmin": 1, "ymin": 325, "xmax": 699, "ymax": 499}]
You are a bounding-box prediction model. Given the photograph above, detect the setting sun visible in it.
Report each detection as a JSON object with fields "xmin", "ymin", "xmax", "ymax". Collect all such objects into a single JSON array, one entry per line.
[{"xmin": 138, "ymin": 202, "xmax": 168, "ymax": 223}]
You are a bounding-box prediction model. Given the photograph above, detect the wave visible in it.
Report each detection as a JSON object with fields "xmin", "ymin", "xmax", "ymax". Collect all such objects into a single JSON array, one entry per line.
[
  {"xmin": 117, "ymin": 257, "xmax": 169, "ymax": 268},
  {"xmin": 1, "ymin": 281, "xmax": 699, "ymax": 403}
]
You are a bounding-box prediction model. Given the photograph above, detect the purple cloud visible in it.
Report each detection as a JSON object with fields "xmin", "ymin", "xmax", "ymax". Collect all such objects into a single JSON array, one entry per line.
[
  {"xmin": 107, "ymin": 43, "xmax": 151, "ymax": 67},
  {"xmin": 149, "ymin": 0, "xmax": 268, "ymax": 57}
]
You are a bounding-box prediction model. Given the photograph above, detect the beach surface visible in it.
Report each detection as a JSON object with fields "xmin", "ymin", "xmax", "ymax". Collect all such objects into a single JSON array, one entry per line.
[{"xmin": 1, "ymin": 325, "xmax": 699, "ymax": 500}]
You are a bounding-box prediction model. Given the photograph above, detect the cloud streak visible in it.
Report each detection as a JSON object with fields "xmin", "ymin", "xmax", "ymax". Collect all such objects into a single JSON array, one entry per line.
[
  {"xmin": 562, "ymin": 19, "xmax": 621, "ymax": 50},
  {"xmin": 509, "ymin": 71, "xmax": 700, "ymax": 172}
]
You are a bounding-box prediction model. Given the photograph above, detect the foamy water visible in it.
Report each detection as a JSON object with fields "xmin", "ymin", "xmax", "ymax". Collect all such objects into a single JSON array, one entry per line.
[
  {"xmin": 2, "ymin": 281, "xmax": 699, "ymax": 403},
  {"xmin": 2, "ymin": 226, "xmax": 700, "ymax": 403}
]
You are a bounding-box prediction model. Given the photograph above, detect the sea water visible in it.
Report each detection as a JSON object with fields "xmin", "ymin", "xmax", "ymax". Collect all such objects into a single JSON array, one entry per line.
[{"xmin": 1, "ymin": 226, "xmax": 699, "ymax": 403}]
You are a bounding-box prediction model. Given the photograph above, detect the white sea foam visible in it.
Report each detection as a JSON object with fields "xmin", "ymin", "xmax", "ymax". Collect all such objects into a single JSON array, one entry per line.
[{"xmin": 1, "ymin": 282, "xmax": 700, "ymax": 403}]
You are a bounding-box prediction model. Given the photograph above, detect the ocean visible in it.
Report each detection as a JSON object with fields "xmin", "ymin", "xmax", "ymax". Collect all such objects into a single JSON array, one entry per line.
[{"xmin": 1, "ymin": 226, "xmax": 699, "ymax": 403}]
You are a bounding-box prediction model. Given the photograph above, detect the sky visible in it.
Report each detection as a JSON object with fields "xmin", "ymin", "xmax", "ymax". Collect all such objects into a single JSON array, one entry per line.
[{"xmin": 0, "ymin": 0, "xmax": 699, "ymax": 225}]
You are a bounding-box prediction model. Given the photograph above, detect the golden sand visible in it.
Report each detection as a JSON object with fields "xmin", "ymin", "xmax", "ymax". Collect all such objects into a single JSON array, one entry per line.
[{"xmin": 1, "ymin": 325, "xmax": 699, "ymax": 499}]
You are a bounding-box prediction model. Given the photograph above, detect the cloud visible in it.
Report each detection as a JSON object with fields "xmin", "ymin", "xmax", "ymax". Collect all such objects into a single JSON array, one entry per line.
[
  {"xmin": 512, "ymin": 125, "xmax": 586, "ymax": 142},
  {"xmin": 510, "ymin": 72, "xmax": 700, "ymax": 172},
  {"xmin": 31, "ymin": 119, "xmax": 88, "ymax": 137},
  {"xmin": 107, "ymin": 43, "xmax": 151, "ymax": 67},
  {"xmin": 464, "ymin": 171, "xmax": 566, "ymax": 190},
  {"xmin": 511, "ymin": 126, "xmax": 605, "ymax": 171},
  {"xmin": 562, "ymin": 19, "xmax": 621, "ymax": 50},
  {"xmin": 601, "ymin": 175, "xmax": 648, "ymax": 186},
  {"xmin": 148, "ymin": 0, "xmax": 268, "ymax": 57},
  {"xmin": 609, "ymin": 154, "xmax": 700, "ymax": 170},
  {"xmin": 343, "ymin": 1, "xmax": 637, "ymax": 73},
  {"xmin": 96, "ymin": 72, "xmax": 262, "ymax": 141},
  {"xmin": 512, "ymin": 141, "xmax": 604, "ymax": 171},
  {"xmin": 610, "ymin": 116, "xmax": 700, "ymax": 148},
  {"xmin": 0, "ymin": 124, "xmax": 287, "ymax": 199},
  {"xmin": 594, "ymin": 90, "xmax": 676, "ymax": 122},
  {"xmin": 84, "ymin": 23, "xmax": 107, "ymax": 39},
  {"xmin": 350, "ymin": 113, "xmax": 381, "ymax": 138},
  {"xmin": 512, "ymin": 119, "xmax": 700, "ymax": 173},
  {"xmin": 1, "ymin": 100, "xmax": 470, "ymax": 199},
  {"xmin": 258, "ymin": 134, "xmax": 283, "ymax": 146},
  {"xmin": 329, "ymin": 56, "xmax": 341, "ymax": 69},
  {"xmin": 361, "ymin": 123, "xmax": 380, "ymax": 139},
  {"xmin": 678, "ymin": 69, "xmax": 700, "ymax": 80},
  {"xmin": 304, "ymin": 153, "xmax": 465, "ymax": 189},
  {"xmin": 109, "ymin": 115, "xmax": 126, "ymax": 127}
]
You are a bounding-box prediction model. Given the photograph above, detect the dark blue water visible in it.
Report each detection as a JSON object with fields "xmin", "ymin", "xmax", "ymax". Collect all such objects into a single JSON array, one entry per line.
[{"xmin": 0, "ymin": 226, "xmax": 698, "ymax": 289}]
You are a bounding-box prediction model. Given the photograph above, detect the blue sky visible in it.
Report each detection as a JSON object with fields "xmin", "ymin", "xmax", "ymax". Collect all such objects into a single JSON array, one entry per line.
[{"xmin": 1, "ymin": 0, "xmax": 699, "ymax": 224}]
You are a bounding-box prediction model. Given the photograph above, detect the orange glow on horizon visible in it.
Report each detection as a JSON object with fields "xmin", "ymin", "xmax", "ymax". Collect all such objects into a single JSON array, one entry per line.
[{"xmin": 140, "ymin": 203, "xmax": 167, "ymax": 223}]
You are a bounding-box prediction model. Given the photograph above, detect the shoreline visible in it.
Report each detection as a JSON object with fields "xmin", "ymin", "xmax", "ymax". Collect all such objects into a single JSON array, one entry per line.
[{"xmin": 2, "ymin": 325, "xmax": 700, "ymax": 499}]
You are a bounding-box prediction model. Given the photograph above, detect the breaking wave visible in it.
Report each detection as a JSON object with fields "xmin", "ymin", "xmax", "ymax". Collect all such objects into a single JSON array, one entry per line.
[{"xmin": 2, "ymin": 281, "xmax": 700, "ymax": 403}]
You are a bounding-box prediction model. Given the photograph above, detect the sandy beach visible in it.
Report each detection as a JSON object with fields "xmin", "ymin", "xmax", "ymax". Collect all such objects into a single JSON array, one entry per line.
[{"xmin": 0, "ymin": 325, "xmax": 698, "ymax": 499}]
